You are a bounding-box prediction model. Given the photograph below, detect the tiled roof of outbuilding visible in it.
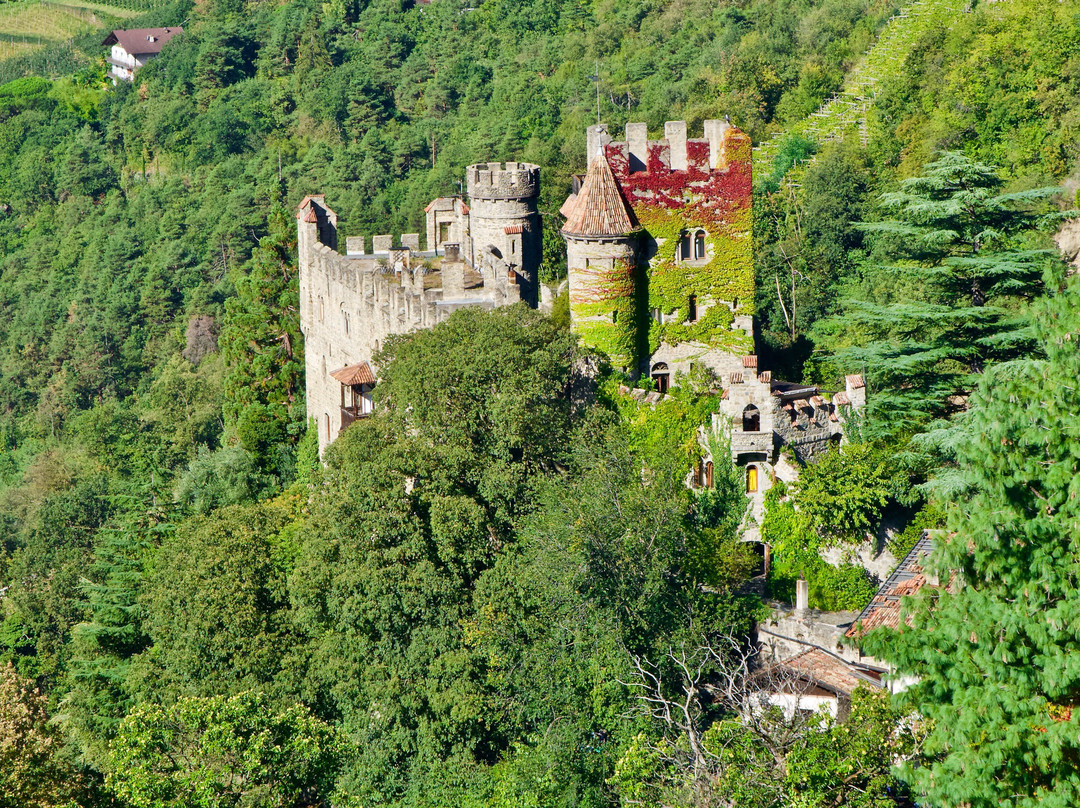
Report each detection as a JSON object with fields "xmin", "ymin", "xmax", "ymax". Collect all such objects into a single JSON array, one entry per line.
[
  {"xmin": 846, "ymin": 535, "xmax": 936, "ymax": 639},
  {"xmin": 771, "ymin": 648, "xmax": 883, "ymax": 696},
  {"xmin": 561, "ymin": 152, "xmax": 639, "ymax": 238}
]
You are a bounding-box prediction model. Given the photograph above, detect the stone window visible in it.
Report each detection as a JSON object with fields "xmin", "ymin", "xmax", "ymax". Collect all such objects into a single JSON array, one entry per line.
[
  {"xmin": 342, "ymin": 309, "xmax": 350, "ymax": 335},
  {"xmin": 687, "ymin": 294, "xmax": 697, "ymax": 323},
  {"xmin": 742, "ymin": 404, "xmax": 760, "ymax": 432},
  {"xmin": 705, "ymin": 461, "xmax": 714, "ymax": 489},
  {"xmin": 439, "ymin": 221, "xmax": 451, "ymax": 245},
  {"xmin": 678, "ymin": 229, "xmax": 708, "ymax": 263}
]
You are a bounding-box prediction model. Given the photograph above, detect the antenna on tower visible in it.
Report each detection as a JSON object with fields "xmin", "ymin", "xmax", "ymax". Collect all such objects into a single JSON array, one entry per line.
[{"xmin": 588, "ymin": 62, "xmax": 601, "ymax": 125}]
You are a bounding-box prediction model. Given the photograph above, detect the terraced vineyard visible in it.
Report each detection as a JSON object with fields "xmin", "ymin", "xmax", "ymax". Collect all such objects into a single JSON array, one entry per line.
[
  {"xmin": 753, "ymin": 0, "xmax": 968, "ymax": 181},
  {"xmin": 0, "ymin": 0, "xmax": 149, "ymax": 62}
]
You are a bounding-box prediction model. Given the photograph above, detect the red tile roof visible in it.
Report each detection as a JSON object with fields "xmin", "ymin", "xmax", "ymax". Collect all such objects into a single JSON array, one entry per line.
[
  {"xmin": 561, "ymin": 153, "xmax": 639, "ymax": 238},
  {"xmin": 729, "ymin": 372, "xmax": 743, "ymax": 385},
  {"xmin": 771, "ymin": 648, "xmax": 883, "ymax": 696},
  {"xmin": 102, "ymin": 27, "xmax": 183, "ymax": 55},
  {"xmin": 846, "ymin": 535, "xmax": 937, "ymax": 639},
  {"xmin": 330, "ymin": 361, "xmax": 376, "ymax": 386},
  {"xmin": 846, "ymin": 374, "xmax": 866, "ymax": 389},
  {"xmin": 759, "ymin": 370, "xmax": 772, "ymax": 383},
  {"xmin": 504, "ymin": 224, "xmax": 523, "ymax": 234},
  {"xmin": 833, "ymin": 391, "xmax": 850, "ymax": 406},
  {"xmin": 743, "ymin": 355, "xmax": 758, "ymax": 368}
]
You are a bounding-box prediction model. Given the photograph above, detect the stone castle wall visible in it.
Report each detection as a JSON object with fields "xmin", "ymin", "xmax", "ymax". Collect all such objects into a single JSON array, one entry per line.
[{"xmin": 298, "ymin": 187, "xmax": 538, "ymax": 455}]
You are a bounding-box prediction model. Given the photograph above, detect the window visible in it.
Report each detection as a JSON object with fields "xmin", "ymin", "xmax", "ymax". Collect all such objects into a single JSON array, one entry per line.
[
  {"xmin": 439, "ymin": 221, "xmax": 451, "ymax": 245},
  {"xmin": 678, "ymin": 229, "xmax": 707, "ymax": 262},
  {"xmin": 652, "ymin": 308, "xmax": 662, "ymax": 324},
  {"xmin": 687, "ymin": 294, "xmax": 697, "ymax": 323},
  {"xmin": 746, "ymin": 465, "xmax": 758, "ymax": 493},
  {"xmin": 742, "ymin": 404, "xmax": 760, "ymax": 432},
  {"xmin": 324, "ymin": 413, "xmax": 330, "ymax": 441},
  {"xmin": 705, "ymin": 461, "xmax": 714, "ymax": 489},
  {"xmin": 612, "ymin": 310, "xmax": 619, "ymax": 323},
  {"xmin": 342, "ymin": 310, "xmax": 350, "ymax": 335}
]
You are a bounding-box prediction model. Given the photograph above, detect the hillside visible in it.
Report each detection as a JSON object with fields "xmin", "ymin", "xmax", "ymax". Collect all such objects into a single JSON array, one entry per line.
[{"xmin": 0, "ymin": 0, "xmax": 1079, "ymax": 805}]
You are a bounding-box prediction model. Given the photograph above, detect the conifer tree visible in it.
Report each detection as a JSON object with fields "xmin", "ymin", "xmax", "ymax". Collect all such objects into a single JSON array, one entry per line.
[
  {"xmin": 860, "ymin": 270, "xmax": 1080, "ymax": 807},
  {"xmin": 835, "ymin": 152, "xmax": 1062, "ymax": 433}
]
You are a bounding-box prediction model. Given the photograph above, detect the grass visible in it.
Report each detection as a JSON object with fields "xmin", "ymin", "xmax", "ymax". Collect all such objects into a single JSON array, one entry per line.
[{"xmin": 0, "ymin": 1, "xmax": 144, "ymax": 62}]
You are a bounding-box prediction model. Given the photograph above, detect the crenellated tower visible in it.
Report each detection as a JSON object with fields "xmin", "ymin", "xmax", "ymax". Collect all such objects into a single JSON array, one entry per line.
[
  {"xmin": 562, "ymin": 120, "xmax": 754, "ymax": 388},
  {"xmin": 466, "ymin": 161, "xmax": 542, "ymax": 307}
]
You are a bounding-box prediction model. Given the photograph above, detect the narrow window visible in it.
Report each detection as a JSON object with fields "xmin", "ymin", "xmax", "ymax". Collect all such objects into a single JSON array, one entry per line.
[
  {"xmin": 694, "ymin": 231, "xmax": 706, "ymax": 259},
  {"xmin": 687, "ymin": 294, "xmax": 697, "ymax": 323},
  {"xmin": 612, "ymin": 310, "xmax": 619, "ymax": 323},
  {"xmin": 652, "ymin": 307, "xmax": 662, "ymax": 324},
  {"xmin": 324, "ymin": 412, "xmax": 331, "ymax": 441},
  {"xmin": 742, "ymin": 404, "xmax": 760, "ymax": 432},
  {"xmin": 511, "ymin": 240, "xmax": 516, "ymax": 255},
  {"xmin": 439, "ymin": 221, "xmax": 451, "ymax": 245},
  {"xmin": 680, "ymin": 233, "xmax": 691, "ymax": 261},
  {"xmin": 705, "ymin": 461, "xmax": 714, "ymax": 489}
]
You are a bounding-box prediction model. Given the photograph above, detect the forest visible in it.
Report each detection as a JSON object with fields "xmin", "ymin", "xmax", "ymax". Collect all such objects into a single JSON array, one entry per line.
[{"xmin": 1, "ymin": 0, "xmax": 1080, "ymax": 805}]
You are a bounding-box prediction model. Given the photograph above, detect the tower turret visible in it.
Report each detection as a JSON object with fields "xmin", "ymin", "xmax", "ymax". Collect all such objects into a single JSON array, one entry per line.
[
  {"xmin": 560, "ymin": 150, "xmax": 641, "ymax": 370},
  {"xmin": 466, "ymin": 161, "xmax": 541, "ymax": 307}
]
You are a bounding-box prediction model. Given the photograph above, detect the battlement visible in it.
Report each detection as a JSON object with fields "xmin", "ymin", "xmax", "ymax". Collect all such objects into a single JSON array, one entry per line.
[
  {"xmin": 466, "ymin": 161, "xmax": 540, "ymax": 200},
  {"xmin": 586, "ymin": 120, "xmax": 750, "ymax": 175}
]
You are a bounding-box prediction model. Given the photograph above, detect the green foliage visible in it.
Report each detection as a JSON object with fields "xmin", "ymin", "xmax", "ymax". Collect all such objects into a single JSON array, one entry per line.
[
  {"xmin": 796, "ymin": 442, "xmax": 892, "ymax": 543},
  {"xmin": 173, "ymin": 444, "xmax": 267, "ymax": 514},
  {"xmin": 860, "ymin": 274, "xmax": 1080, "ymax": 808},
  {"xmin": 106, "ymin": 690, "xmax": 347, "ymax": 808},
  {"xmin": 763, "ymin": 482, "xmax": 877, "ymax": 611}
]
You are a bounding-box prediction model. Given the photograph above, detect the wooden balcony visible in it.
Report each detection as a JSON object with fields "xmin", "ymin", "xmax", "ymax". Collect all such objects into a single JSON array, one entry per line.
[{"xmin": 340, "ymin": 407, "xmax": 371, "ymax": 431}]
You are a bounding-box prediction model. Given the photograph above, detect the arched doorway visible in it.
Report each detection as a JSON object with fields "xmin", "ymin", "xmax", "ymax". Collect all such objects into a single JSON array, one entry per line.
[
  {"xmin": 746, "ymin": 465, "xmax": 758, "ymax": 493},
  {"xmin": 742, "ymin": 404, "xmax": 760, "ymax": 432},
  {"xmin": 651, "ymin": 362, "xmax": 670, "ymax": 395}
]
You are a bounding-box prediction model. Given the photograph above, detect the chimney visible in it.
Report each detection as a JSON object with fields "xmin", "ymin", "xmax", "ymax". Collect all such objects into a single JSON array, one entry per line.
[
  {"xmin": 703, "ymin": 119, "xmax": 732, "ymax": 170},
  {"xmin": 443, "ymin": 242, "xmax": 460, "ymax": 262},
  {"xmin": 795, "ymin": 579, "xmax": 810, "ymax": 620}
]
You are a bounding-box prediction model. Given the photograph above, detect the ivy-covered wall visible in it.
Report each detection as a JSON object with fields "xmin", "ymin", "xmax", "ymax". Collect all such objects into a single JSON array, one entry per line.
[
  {"xmin": 605, "ymin": 130, "xmax": 755, "ymax": 359},
  {"xmin": 568, "ymin": 252, "xmax": 641, "ymax": 368}
]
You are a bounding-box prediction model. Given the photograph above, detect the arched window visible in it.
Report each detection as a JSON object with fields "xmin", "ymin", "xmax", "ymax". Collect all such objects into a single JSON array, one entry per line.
[
  {"xmin": 651, "ymin": 362, "xmax": 670, "ymax": 395},
  {"xmin": 687, "ymin": 294, "xmax": 697, "ymax": 323},
  {"xmin": 746, "ymin": 465, "xmax": 758, "ymax": 493},
  {"xmin": 705, "ymin": 461, "xmax": 714, "ymax": 489},
  {"xmin": 342, "ymin": 309, "xmax": 350, "ymax": 335},
  {"xmin": 324, "ymin": 412, "xmax": 331, "ymax": 442},
  {"xmin": 679, "ymin": 229, "xmax": 707, "ymax": 262},
  {"xmin": 742, "ymin": 404, "xmax": 760, "ymax": 432}
]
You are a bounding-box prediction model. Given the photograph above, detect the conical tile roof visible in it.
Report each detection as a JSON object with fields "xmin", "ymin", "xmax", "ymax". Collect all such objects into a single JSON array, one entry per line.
[{"xmin": 561, "ymin": 151, "xmax": 639, "ymax": 238}]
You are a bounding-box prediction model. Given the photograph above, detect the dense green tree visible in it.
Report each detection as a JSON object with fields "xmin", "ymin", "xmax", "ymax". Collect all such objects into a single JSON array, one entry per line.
[
  {"xmin": 107, "ymin": 691, "xmax": 346, "ymax": 808},
  {"xmin": 860, "ymin": 272, "xmax": 1080, "ymax": 808},
  {"xmin": 828, "ymin": 152, "xmax": 1062, "ymax": 433}
]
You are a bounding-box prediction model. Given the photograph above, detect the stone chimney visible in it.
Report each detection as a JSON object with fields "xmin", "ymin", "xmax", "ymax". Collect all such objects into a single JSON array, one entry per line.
[
  {"xmin": 665, "ymin": 121, "xmax": 687, "ymax": 170},
  {"xmin": 586, "ymin": 124, "xmax": 612, "ymax": 167},
  {"xmin": 845, "ymin": 374, "xmax": 867, "ymax": 409},
  {"xmin": 795, "ymin": 579, "xmax": 810, "ymax": 620},
  {"xmin": 742, "ymin": 354, "xmax": 758, "ymax": 383}
]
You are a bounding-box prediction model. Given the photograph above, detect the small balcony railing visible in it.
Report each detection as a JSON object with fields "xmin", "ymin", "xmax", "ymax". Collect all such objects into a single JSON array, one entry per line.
[{"xmin": 340, "ymin": 407, "xmax": 372, "ymax": 430}]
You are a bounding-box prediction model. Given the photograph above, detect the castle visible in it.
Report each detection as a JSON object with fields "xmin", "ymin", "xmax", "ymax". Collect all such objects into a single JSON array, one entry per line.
[
  {"xmin": 297, "ymin": 161, "xmax": 540, "ymax": 454},
  {"xmin": 299, "ymin": 120, "xmax": 772, "ymax": 455},
  {"xmin": 560, "ymin": 120, "xmax": 754, "ymax": 387}
]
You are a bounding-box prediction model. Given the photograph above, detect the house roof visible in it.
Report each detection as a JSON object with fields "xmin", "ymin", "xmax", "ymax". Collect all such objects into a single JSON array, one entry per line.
[
  {"xmin": 846, "ymin": 373, "xmax": 866, "ymax": 389},
  {"xmin": 770, "ymin": 648, "xmax": 883, "ymax": 696},
  {"xmin": 330, "ymin": 361, "xmax": 377, "ymax": 386},
  {"xmin": 561, "ymin": 152, "xmax": 639, "ymax": 238},
  {"xmin": 102, "ymin": 27, "xmax": 183, "ymax": 55},
  {"xmin": 846, "ymin": 534, "xmax": 936, "ymax": 638}
]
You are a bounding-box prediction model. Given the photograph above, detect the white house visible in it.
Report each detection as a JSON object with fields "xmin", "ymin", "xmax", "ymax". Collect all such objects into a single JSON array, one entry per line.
[{"xmin": 102, "ymin": 27, "xmax": 183, "ymax": 84}]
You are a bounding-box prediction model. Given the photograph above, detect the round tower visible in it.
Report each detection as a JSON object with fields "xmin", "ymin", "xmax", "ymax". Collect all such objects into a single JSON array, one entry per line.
[
  {"xmin": 466, "ymin": 161, "xmax": 541, "ymax": 307},
  {"xmin": 560, "ymin": 151, "xmax": 641, "ymax": 371}
]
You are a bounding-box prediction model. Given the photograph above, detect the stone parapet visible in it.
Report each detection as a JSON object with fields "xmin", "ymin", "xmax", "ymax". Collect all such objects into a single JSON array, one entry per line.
[{"xmin": 466, "ymin": 161, "xmax": 540, "ymax": 200}]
